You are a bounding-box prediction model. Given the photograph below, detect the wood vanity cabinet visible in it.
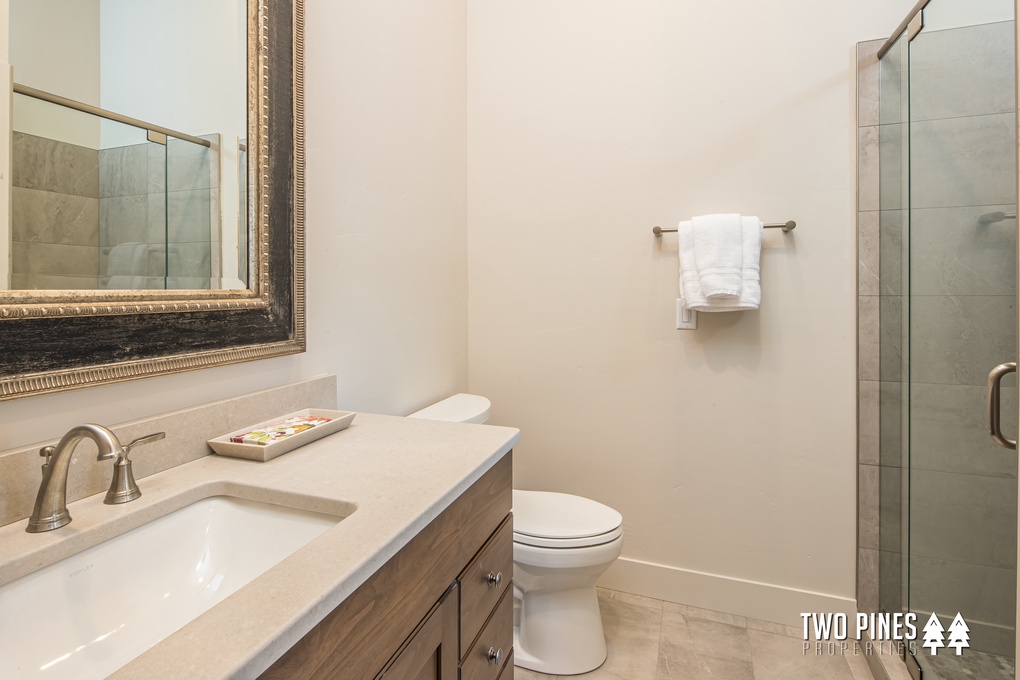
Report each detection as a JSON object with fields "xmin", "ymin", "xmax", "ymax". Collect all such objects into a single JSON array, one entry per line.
[
  {"xmin": 259, "ymin": 452, "xmax": 513, "ymax": 680},
  {"xmin": 376, "ymin": 583, "xmax": 459, "ymax": 679}
]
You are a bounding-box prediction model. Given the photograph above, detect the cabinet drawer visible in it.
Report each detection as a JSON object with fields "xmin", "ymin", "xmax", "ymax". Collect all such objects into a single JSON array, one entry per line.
[
  {"xmin": 460, "ymin": 588, "xmax": 513, "ymax": 680},
  {"xmin": 460, "ymin": 514, "xmax": 513, "ymax": 653}
]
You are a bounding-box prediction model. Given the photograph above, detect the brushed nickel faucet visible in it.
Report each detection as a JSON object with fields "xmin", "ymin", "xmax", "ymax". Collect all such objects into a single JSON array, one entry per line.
[{"xmin": 26, "ymin": 424, "xmax": 165, "ymax": 533}]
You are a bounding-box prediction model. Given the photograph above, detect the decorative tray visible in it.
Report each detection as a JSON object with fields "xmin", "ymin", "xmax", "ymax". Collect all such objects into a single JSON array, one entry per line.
[{"xmin": 208, "ymin": 408, "xmax": 356, "ymax": 462}]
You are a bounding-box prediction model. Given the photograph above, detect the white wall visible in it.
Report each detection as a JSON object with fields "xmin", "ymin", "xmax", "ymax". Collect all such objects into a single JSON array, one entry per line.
[
  {"xmin": 9, "ymin": 0, "xmax": 100, "ymax": 148},
  {"xmin": 466, "ymin": 0, "xmax": 916, "ymax": 624},
  {"xmin": 925, "ymin": 0, "xmax": 1013, "ymax": 31},
  {"xmin": 99, "ymin": 0, "xmax": 243, "ymax": 147},
  {"xmin": 0, "ymin": 0, "xmax": 468, "ymax": 451}
]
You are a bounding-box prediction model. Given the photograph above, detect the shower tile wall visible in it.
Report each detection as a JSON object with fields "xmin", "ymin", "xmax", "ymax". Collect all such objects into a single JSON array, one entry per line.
[
  {"xmin": 166, "ymin": 135, "xmax": 220, "ymax": 288},
  {"xmin": 857, "ymin": 37, "xmax": 883, "ymax": 618},
  {"xmin": 98, "ymin": 141, "xmax": 166, "ymax": 288},
  {"xmin": 98, "ymin": 135, "xmax": 218, "ymax": 289},
  {"xmin": 857, "ymin": 22, "xmax": 1018, "ymax": 658},
  {"xmin": 10, "ymin": 132, "xmax": 218, "ymax": 291},
  {"xmin": 11, "ymin": 132, "xmax": 100, "ymax": 289}
]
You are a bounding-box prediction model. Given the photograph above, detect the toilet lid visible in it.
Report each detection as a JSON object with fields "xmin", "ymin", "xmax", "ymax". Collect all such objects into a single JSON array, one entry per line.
[
  {"xmin": 407, "ymin": 394, "xmax": 490, "ymax": 424},
  {"xmin": 512, "ymin": 490, "xmax": 622, "ymax": 546}
]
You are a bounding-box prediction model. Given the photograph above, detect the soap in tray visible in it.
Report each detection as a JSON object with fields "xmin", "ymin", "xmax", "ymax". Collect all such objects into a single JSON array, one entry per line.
[{"xmin": 230, "ymin": 415, "xmax": 332, "ymax": 446}]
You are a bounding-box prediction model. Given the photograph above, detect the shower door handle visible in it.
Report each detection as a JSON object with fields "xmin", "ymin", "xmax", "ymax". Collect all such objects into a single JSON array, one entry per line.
[{"xmin": 987, "ymin": 362, "xmax": 1017, "ymax": 450}]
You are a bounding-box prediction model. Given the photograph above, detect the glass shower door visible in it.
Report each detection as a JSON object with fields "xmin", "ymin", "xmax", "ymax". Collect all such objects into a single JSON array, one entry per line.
[{"xmin": 883, "ymin": 6, "xmax": 1019, "ymax": 680}]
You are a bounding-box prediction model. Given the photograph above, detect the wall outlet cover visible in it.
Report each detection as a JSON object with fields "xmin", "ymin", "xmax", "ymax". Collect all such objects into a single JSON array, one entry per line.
[{"xmin": 677, "ymin": 299, "xmax": 697, "ymax": 330}]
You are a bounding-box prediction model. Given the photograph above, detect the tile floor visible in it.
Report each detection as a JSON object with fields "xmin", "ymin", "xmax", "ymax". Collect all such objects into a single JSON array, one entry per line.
[
  {"xmin": 513, "ymin": 588, "xmax": 878, "ymax": 680},
  {"xmin": 923, "ymin": 648, "xmax": 1015, "ymax": 680}
]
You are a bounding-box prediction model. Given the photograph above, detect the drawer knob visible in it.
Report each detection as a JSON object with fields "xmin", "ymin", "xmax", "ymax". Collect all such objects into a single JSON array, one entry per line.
[
  {"xmin": 486, "ymin": 571, "xmax": 503, "ymax": 588},
  {"xmin": 487, "ymin": 647, "xmax": 504, "ymax": 665}
]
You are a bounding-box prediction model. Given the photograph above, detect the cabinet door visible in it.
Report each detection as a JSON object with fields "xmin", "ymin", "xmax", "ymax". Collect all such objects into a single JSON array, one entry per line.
[{"xmin": 377, "ymin": 584, "xmax": 459, "ymax": 680}]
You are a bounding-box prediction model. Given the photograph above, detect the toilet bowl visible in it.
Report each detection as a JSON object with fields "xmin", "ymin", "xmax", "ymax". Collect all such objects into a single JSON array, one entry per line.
[
  {"xmin": 408, "ymin": 394, "xmax": 624, "ymax": 676},
  {"xmin": 512, "ymin": 489, "xmax": 622, "ymax": 675}
]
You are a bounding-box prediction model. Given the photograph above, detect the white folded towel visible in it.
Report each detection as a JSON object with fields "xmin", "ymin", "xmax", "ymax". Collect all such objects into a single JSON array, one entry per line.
[
  {"xmin": 678, "ymin": 215, "xmax": 763, "ymax": 312},
  {"xmin": 690, "ymin": 213, "xmax": 743, "ymax": 297}
]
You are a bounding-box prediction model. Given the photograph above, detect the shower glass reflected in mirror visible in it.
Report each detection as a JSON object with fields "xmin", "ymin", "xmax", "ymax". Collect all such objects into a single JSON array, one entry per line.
[{"xmin": 12, "ymin": 93, "xmax": 218, "ymax": 290}]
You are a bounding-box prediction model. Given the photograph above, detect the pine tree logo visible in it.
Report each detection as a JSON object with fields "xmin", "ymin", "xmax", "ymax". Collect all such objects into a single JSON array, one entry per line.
[
  {"xmin": 946, "ymin": 613, "xmax": 970, "ymax": 655},
  {"xmin": 922, "ymin": 612, "xmax": 946, "ymax": 655}
]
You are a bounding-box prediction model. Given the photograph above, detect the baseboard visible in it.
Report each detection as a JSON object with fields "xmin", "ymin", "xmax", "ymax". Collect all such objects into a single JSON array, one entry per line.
[{"xmin": 598, "ymin": 556, "xmax": 856, "ymax": 627}]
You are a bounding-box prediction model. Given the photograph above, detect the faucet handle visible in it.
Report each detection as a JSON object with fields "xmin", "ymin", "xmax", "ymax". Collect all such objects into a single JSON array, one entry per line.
[
  {"xmin": 39, "ymin": 446, "xmax": 55, "ymax": 471},
  {"xmin": 98, "ymin": 432, "xmax": 165, "ymax": 462},
  {"xmin": 124, "ymin": 432, "xmax": 166, "ymax": 456},
  {"xmin": 103, "ymin": 432, "xmax": 164, "ymax": 505}
]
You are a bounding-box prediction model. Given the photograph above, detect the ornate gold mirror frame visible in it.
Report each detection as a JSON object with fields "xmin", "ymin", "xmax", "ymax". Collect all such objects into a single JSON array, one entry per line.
[{"xmin": 0, "ymin": 0, "xmax": 305, "ymax": 400}]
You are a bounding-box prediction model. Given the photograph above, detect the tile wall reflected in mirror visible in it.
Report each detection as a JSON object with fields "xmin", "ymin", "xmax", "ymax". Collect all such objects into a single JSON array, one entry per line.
[{"xmin": 10, "ymin": 99, "xmax": 219, "ymax": 291}]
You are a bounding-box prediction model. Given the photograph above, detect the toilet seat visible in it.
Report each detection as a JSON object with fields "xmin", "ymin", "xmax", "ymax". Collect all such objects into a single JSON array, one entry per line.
[
  {"xmin": 513, "ymin": 490, "xmax": 622, "ymax": 549},
  {"xmin": 513, "ymin": 526, "xmax": 622, "ymax": 549}
]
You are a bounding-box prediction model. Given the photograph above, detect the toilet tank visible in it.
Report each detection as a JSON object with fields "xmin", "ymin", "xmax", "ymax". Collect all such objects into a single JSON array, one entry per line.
[{"xmin": 407, "ymin": 393, "xmax": 491, "ymax": 424}]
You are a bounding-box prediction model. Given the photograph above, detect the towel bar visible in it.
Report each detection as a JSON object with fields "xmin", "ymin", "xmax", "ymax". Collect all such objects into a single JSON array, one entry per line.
[{"xmin": 653, "ymin": 220, "xmax": 796, "ymax": 236}]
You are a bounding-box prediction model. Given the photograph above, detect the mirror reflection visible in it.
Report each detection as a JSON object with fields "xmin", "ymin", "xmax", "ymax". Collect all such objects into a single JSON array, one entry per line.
[{"xmin": 6, "ymin": 0, "xmax": 248, "ymax": 292}]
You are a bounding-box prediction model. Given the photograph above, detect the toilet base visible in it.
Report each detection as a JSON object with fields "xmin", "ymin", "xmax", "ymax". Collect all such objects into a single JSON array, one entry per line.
[{"xmin": 513, "ymin": 584, "xmax": 608, "ymax": 675}]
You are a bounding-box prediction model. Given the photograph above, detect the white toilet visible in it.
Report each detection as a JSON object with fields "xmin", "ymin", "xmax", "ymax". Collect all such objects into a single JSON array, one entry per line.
[{"xmin": 408, "ymin": 394, "xmax": 624, "ymax": 676}]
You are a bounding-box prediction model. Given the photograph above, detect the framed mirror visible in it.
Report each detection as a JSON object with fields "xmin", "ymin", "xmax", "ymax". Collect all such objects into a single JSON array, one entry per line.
[{"xmin": 0, "ymin": 0, "xmax": 305, "ymax": 400}]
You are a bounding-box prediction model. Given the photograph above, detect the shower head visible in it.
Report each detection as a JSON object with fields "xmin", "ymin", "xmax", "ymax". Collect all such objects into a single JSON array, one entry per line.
[{"xmin": 977, "ymin": 211, "xmax": 1016, "ymax": 225}]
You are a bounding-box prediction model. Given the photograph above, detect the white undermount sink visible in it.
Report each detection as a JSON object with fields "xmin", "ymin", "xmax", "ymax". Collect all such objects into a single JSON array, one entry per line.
[{"xmin": 0, "ymin": 496, "xmax": 344, "ymax": 679}]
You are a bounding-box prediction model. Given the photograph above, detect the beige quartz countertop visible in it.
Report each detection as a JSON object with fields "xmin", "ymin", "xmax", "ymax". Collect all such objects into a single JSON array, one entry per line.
[{"xmin": 0, "ymin": 413, "xmax": 519, "ymax": 680}]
